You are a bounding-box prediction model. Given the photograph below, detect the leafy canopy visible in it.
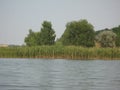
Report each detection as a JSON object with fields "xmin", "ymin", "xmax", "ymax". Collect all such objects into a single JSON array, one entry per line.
[
  {"xmin": 40, "ymin": 21, "xmax": 56, "ymax": 45},
  {"xmin": 95, "ymin": 30, "xmax": 116, "ymax": 47},
  {"xmin": 24, "ymin": 21, "xmax": 56, "ymax": 46},
  {"xmin": 61, "ymin": 19, "xmax": 95, "ymax": 47},
  {"xmin": 24, "ymin": 29, "xmax": 40, "ymax": 46},
  {"xmin": 112, "ymin": 25, "xmax": 120, "ymax": 47}
]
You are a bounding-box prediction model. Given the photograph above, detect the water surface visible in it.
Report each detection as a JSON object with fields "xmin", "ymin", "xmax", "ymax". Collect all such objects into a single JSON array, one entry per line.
[{"xmin": 0, "ymin": 58, "xmax": 120, "ymax": 90}]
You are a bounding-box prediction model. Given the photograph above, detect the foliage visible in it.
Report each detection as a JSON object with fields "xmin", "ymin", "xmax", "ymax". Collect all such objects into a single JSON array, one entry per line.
[
  {"xmin": 24, "ymin": 21, "xmax": 56, "ymax": 46},
  {"xmin": 112, "ymin": 25, "xmax": 120, "ymax": 47},
  {"xmin": 0, "ymin": 46, "xmax": 120, "ymax": 60},
  {"xmin": 25, "ymin": 29, "xmax": 40, "ymax": 46},
  {"xmin": 95, "ymin": 25, "xmax": 120, "ymax": 47},
  {"xmin": 61, "ymin": 19, "xmax": 95, "ymax": 47},
  {"xmin": 95, "ymin": 30, "xmax": 116, "ymax": 47},
  {"xmin": 40, "ymin": 21, "xmax": 56, "ymax": 45}
]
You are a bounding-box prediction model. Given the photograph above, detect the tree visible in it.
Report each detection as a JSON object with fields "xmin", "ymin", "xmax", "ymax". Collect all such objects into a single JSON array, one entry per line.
[
  {"xmin": 61, "ymin": 19, "xmax": 95, "ymax": 47},
  {"xmin": 24, "ymin": 21, "xmax": 56, "ymax": 46},
  {"xmin": 95, "ymin": 30, "xmax": 116, "ymax": 47},
  {"xmin": 112, "ymin": 25, "xmax": 120, "ymax": 47},
  {"xmin": 40, "ymin": 21, "xmax": 56, "ymax": 45},
  {"xmin": 24, "ymin": 29, "xmax": 39, "ymax": 46}
]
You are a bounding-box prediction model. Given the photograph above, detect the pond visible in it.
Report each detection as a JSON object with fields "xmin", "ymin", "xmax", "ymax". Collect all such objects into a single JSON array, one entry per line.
[{"xmin": 0, "ymin": 58, "xmax": 120, "ymax": 90}]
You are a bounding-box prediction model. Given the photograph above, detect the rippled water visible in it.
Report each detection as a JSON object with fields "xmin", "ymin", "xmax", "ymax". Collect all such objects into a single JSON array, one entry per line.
[{"xmin": 0, "ymin": 58, "xmax": 120, "ymax": 90}]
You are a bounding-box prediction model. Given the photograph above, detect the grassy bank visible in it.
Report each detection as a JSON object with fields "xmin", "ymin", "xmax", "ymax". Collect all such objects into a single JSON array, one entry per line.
[{"xmin": 0, "ymin": 46, "xmax": 120, "ymax": 60}]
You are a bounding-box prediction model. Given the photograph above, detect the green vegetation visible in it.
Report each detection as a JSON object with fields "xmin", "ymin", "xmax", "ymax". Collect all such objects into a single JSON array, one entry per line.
[
  {"xmin": 95, "ymin": 30, "xmax": 116, "ymax": 47},
  {"xmin": 96, "ymin": 26, "xmax": 120, "ymax": 47},
  {"xmin": 1, "ymin": 19, "xmax": 120, "ymax": 60},
  {"xmin": 25, "ymin": 21, "xmax": 56, "ymax": 46},
  {"xmin": 0, "ymin": 46, "xmax": 120, "ymax": 60},
  {"xmin": 24, "ymin": 29, "xmax": 40, "ymax": 46},
  {"xmin": 24, "ymin": 19, "xmax": 120, "ymax": 48},
  {"xmin": 112, "ymin": 25, "xmax": 120, "ymax": 47},
  {"xmin": 60, "ymin": 19, "xmax": 95, "ymax": 47}
]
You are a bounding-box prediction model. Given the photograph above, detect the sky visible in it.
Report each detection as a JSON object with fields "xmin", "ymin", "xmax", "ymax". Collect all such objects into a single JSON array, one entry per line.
[{"xmin": 0, "ymin": 0, "xmax": 120, "ymax": 45}]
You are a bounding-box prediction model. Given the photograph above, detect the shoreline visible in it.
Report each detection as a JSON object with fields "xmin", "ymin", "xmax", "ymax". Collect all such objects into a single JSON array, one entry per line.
[
  {"xmin": 0, "ymin": 57, "xmax": 120, "ymax": 60},
  {"xmin": 0, "ymin": 46, "xmax": 120, "ymax": 60}
]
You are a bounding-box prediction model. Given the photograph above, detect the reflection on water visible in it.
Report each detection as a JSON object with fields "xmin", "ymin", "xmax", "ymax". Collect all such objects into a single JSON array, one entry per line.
[{"xmin": 0, "ymin": 58, "xmax": 120, "ymax": 90}]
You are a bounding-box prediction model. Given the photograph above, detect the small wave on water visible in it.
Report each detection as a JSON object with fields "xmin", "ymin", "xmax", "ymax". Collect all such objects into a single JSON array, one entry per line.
[{"xmin": 0, "ymin": 58, "xmax": 120, "ymax": 90}]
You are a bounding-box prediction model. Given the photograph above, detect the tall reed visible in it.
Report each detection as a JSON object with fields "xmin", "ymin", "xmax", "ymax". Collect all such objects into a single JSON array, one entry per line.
[{"xmin": 0, "ymin": 46, "xmax": 120, "ymax": 60}]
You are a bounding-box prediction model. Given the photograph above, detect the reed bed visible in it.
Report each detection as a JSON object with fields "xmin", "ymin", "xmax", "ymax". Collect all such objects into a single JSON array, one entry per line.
[{"xmin": 0, "ymin": 46, "xmax": 120, "ymax": 60}]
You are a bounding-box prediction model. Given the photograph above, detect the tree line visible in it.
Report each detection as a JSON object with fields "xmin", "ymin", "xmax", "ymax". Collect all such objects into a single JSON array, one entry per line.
[
  {"xmin": 24, "ymin": 19, "xmax": 120, "ymax": 47},
  {"xmin": 25, "ymin": 21, "xmax": 56, "ymax": 46}
]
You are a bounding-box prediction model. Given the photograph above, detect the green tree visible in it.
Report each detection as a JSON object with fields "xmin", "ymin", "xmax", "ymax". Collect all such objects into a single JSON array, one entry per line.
[
  {"xmin": 24, "ymin": 21, "xmax": 56, "ymax": 46},
  {"xmin": 95, "ymin": 30, "xmax": 116, "ymax": 47},
  {"xmin": 61, "ymin": 19, "xmax": 95, "ymax": 47},
  {"xmin": 40, "ymin": 21, "xmax": 56, "ymax": 45},
  {"xmin": 112, "ymin": 25, "xmax": 120, "ymax": 47},
  {"xmin": 24, "ymin": 29, "xmax": 39, "ymax": 46}
]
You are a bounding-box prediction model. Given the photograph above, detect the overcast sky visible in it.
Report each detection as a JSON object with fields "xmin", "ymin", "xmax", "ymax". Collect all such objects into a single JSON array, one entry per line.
[{"xmin": 0, "ymin": 0, "xmax": 120, "ymax": 45}]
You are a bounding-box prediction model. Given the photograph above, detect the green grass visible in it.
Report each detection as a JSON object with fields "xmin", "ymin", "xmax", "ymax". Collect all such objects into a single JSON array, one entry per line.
[{"xmin": 0, "ymin": 46, "xmax": 120, "ymax": 60}]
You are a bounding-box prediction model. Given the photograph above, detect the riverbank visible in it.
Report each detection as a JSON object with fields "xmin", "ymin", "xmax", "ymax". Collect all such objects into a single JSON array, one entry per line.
[{"xmin": 0, "ymin": 46, "xmax": 120, "ymax": 60}]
